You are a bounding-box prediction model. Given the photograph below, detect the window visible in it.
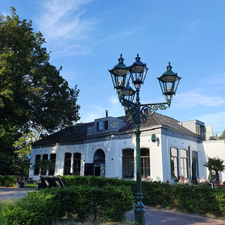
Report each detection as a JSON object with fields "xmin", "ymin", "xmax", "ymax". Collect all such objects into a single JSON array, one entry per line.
[
  {"xmin": 49, "ymin": 153, "xmax": 56, "ymax": 175},
  {"xmin": 64, "ymin": 153, "xmax": 72, "ymax": 175},
  {"xmin": 41, "ymin": 154, "xmax": 48, "ymax": 175},
  {"xmin": 123, "ymin": 149, "xmax": 134, "ymax": 179},
  {"xmin": 97, "ymin": 121, "xmax": 108, "ymax": 131},
  {"xmin": 73, "ymin": 153, "xmax": 81, "ymax": 175},
  {"xmin": 141, "ymin": 148, "xmax": 150, "ymax": 178},
  {"xmin": 97, "ymin": 121, "xmax": 104, "ymax": 131},
  {"xmin": 105, "ymin": 121, "xmax": 108, "ymax": 130},
  {"xmin": 192, "ymin": 151, "xmax": 199, "ymax": 178},
  {"xmin": 180, "ymin": 149, "xmax": 188, "ymax": 178},
  {"xmin": 170, "ymin": 147, "xmax": 178, "ymax": 178},
  {"xmin": 34, "ymin": 155, "xmax": 41, "ymax": 175}
]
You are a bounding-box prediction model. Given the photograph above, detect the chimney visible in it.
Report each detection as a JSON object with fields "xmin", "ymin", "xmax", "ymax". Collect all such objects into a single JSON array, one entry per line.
[{"xmin": 105, "ymin": 110, "xmax": 108, "ymax": 117}]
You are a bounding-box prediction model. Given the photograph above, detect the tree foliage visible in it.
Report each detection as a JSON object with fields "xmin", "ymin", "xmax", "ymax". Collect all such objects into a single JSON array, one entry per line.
[
  {"xmin": 219, "ymin": 130, "xmax": 225, "ymax": 140},
  {"xmin": 13, "ymin": 131, "xmax": 39, "ymax": 156},
  {"xmin": 0, "ymin": 7, "xmax": 80, "ymax": 175},
  {"xmin": 0, "ymin": 7, "xmax": 80, "ymax": 133}
]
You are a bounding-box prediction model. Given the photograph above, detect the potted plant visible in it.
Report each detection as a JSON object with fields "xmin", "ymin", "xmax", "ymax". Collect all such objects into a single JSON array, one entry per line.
[{"xmin": 33, "ymin": 159, "xmax": 55, "ymax": 189}]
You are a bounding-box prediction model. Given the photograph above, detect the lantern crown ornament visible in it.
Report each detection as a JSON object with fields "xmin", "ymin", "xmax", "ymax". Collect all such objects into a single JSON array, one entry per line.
[
  {"xmin": 128, "ymin": 54, "xmax": 148, "ymax": 89},
  {"xmin": 157, "ymin": 62, "xmax": 181, "ymax": 106},
  {"xmin": 109, "ymin": 54, "xmax": 128, "ymax": 90}
]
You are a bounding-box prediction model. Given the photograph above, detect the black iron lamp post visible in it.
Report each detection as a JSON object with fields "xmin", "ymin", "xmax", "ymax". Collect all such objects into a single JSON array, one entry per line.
[{"xmin": 109, "ymin": 54, "xmax": 181, "ymax": 225}]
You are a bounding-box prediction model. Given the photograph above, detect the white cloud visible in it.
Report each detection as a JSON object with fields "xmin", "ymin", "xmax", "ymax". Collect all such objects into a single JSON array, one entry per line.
[
  {"xmin": 80, "ymin": 95, "xmax": 124, "ymax": 123},
  {"xmin": 108, "ymin": 95, "xmax": 119, "ymax": 105},
  {"xmin": 175, "ymin": 90, "xmax": 225, "ymax": 108},
  {"xmin": 197, "ymin": 111, "xmax": 225, "ymax": 134},
  {"xmin": 35, "ymin": 0, "xmax": 96, "ymax": 56},
  {"xmin": 95, "ymin": 29, "xmax": 134, "ymax": 45},
  {"xmin": 59, "ymin": 44, "xmax": 93, "ymax": 57}
]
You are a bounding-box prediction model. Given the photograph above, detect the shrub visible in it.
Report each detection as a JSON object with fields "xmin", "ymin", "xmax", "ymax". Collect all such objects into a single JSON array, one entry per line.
[
  {"xmin": 59, "ymin": 176, "xmax": 225, "ymax": 217},
  {"xmin": 0, "ymin": 184, "xmax": 134, "ymax": 224},
  {"xmin": 0, "ymin": 175, "xmax": 19, "ymax": 187},
  {"xmin": 0, "ymin": 190, "xmax": 60, "ymax": 225}
]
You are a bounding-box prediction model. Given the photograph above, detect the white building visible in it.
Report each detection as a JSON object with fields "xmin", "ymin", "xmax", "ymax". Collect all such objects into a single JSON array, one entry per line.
[{"xmin": 29, "ymin": 112, "xmax": 225, "ymax": 183}]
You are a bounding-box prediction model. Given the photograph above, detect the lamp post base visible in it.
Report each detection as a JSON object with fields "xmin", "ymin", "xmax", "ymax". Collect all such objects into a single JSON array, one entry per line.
[{"xmin": 134, "ymin": 192, "xmax": 145, "ymax": 225}]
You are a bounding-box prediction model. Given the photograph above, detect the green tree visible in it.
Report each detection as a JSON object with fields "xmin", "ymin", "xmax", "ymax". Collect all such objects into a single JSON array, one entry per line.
[
  {"xmin": 0, "ymin": 7, "xmax": 80, "ymax": 175},
  {"xmin": 33, "ymin": 159, "xmax": 55, "ymax": 176},
  {"xmin": 0, "ymin": 7, "xmax": 80, "ymax": 133},
  {"xmin": 203, "ymin": 157, "xmax": 225, "ymax": 187},
  {"xmin": 219, "ymin": 130, "xmax": 225, "ymax": 140},
  {"xmin": 13, "ymin": 131, "xmax": 40, "ymax": 156},
  {"xmin": 12, "ymin": 131, "xmax": 40, "ymax": 182}
]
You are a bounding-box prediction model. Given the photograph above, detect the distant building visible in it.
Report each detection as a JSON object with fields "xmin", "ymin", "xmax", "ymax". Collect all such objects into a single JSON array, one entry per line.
[{"xmin": 29, "ymin": 112, "xmax": 225, "ymax": 183}]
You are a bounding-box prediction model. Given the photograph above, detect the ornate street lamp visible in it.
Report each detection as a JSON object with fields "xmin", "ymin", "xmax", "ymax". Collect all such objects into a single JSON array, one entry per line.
[
  {"xmin": 157, "ymin": 62, "xmax": 181, "ymax": 107},
  {"xmin": 109, "ymin": 54, "xmax": 181, "ymax": 225}
]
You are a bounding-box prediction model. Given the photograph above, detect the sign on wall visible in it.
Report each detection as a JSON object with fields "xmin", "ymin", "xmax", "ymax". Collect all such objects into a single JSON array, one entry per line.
[{"xmin": 91, "ymin": 143, "xmax": 108, "ymax": 153}]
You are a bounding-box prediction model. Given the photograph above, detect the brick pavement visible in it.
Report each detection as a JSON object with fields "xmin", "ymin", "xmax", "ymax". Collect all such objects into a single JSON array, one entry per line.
[{"xmin": 126, "ymin": 206, "xmax": 225, "ymax": 225}]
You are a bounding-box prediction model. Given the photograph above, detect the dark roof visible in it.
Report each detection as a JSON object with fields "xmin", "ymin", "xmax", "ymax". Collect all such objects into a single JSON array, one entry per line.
[
  {"xmin": 33, "ymin": 113, "xmax": 197, "ymax": 147},
  {"xmin": 118, "ymin": 113, "xmax": 195, "ymax": 136},
  {"xmin": 32, "ymin": 122, "xmax": 94, "ymax": 146}
]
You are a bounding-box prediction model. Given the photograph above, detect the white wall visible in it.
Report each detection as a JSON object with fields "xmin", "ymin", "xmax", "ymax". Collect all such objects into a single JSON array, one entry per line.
[
  {"xmin": 29, "ymin": 132, "xmax": 225, "ymax": 183},
  {"xmin": 199, "ymin": 140, "xmax": 225, "ymax": 182}
]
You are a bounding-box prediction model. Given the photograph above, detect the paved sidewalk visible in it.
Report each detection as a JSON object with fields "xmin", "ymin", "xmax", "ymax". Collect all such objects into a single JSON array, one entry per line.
[
  {"xmin": 0, "ymin": 187, "xmax": 38, "ymax": 201},
  {"xmin": 126, "ymin": 206, "xmax": 225, "ymax": 225}
]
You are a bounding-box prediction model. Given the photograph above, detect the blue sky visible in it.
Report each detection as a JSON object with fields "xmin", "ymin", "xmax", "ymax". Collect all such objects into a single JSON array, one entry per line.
[{"xmin": 1, "ymin": 0, "xmax": 225, "ymax": 135}]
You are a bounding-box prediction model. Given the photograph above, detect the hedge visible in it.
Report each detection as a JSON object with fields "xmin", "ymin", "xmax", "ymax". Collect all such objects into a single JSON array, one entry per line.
[
  {"xmin": 0, "ymin": 184, "xmax": 134, "ymax": 225},
  {"xmin": 61, "ymin": 176, "xmax": 225, "ymax": 217},
  {"xmin": 0, "ymin": 175, "xmax": 18, "ymax": 187}
]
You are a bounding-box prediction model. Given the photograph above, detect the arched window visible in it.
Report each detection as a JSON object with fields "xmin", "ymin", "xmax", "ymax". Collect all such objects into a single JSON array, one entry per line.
[
  {"xmin": 94, "ymin": 149, "xmax": 105, "ymax": 176},
  {"xmin": 64, "ymin": 152, "xmax": 72, "ymax": 175},
  {"xmin": 34, "ymin": 155, "xmax": 41, "ymax": 175},
  {"xmin": 122, "ymin": 149, "xmax": 134, "ymax": 179},
  {"xmin": 180, "ymin": 149, "xmax": 188, "ymax": 178},
  {"xmin": 49, "ymin": 153, "xmax": 56, "ymax": 175},
  {"xmin": 141, "ymin": 148, "xmax": 150, "ymax": 178},
  {"xmin": 170, "ymin": 147, "xmax": 178, "ymax": 178},
  {"xmin": 73, "ymin": 153, "xmax": 81, "ymax": 175},
  {"xmin": 41, "ymin": 154, "xmax": 48, "ymax": 175}
]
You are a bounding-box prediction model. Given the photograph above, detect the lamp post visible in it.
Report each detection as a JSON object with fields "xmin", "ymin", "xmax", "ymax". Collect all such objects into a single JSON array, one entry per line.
[{"xmin": 109, "ymin": 54, "xmax": 181, "ymax": 225}]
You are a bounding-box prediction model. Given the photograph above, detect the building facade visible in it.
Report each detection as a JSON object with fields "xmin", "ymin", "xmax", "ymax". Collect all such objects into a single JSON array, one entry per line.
[{"xmin": 29, "ymin": 113, "xmax": 225, "ymax": 183}]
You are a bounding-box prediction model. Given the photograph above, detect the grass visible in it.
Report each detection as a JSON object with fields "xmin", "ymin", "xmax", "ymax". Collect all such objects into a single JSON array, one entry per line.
[{"xmin": 25, "ymin": 183, "xmax": 38, "ymax": 188}]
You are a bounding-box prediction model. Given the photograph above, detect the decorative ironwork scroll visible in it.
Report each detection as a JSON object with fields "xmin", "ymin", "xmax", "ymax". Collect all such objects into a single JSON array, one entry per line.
[{"xmin": 119, "ymin": 95, "xmax": 168, "ymax": 125}]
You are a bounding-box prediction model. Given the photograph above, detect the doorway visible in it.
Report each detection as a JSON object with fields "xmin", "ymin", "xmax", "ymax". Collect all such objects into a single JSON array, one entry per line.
[{"xmin": 93, "ymin": 149, "xmax": 105, "ymax": 177}]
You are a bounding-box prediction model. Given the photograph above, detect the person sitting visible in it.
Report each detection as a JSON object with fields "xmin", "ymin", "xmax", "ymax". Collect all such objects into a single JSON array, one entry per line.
[
  {"xmin": 200, "ymin": 176, "xmax": 206, "ymax": 183},
  {"xmin": 178, "ymin": 176, "xmax": 182, "ymax": 183}
]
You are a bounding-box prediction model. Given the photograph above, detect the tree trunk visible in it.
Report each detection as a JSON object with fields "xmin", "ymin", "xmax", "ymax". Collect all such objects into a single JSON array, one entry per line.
[{"xmin": 216, "ymin": 170, "xmax": 219, "ymax": 187}]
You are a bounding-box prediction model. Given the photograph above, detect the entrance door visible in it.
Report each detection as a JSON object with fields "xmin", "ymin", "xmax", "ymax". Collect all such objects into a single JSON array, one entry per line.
[{"xmin": 95, "ymin": 166, "xmax": 101, "ymax": 176}]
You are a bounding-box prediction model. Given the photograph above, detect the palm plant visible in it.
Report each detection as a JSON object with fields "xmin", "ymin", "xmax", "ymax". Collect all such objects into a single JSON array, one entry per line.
[{"xmin": 203, "ymin": 157, "xmax": 225, "ymax": 187}]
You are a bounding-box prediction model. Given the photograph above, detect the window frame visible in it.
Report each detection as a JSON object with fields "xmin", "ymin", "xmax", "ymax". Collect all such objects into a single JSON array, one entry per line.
[
  {"xmin": 64, "ymin": 152, "xmax": 72, "ymax": 175},
  {"xmin": 180, "ymin": 149, "xmax": 188, "ymax": 179},
  {"xmin": 141, "ymin": 148, "xmax": 150, "ymax": 178},
  {"xmin": 170, "ymin": 147, "xmax": 178, "ymax": 179},
  {"xmin": 73, "ymin": 153, "xmax": 81, "ymax": 175},
  {"xmin": 49, "ymin": 153, "xmax": 56, "ymax": 175},
  {"xmin": 122, "ymin": 149, "xmax": 134, "ymax": 179}
]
